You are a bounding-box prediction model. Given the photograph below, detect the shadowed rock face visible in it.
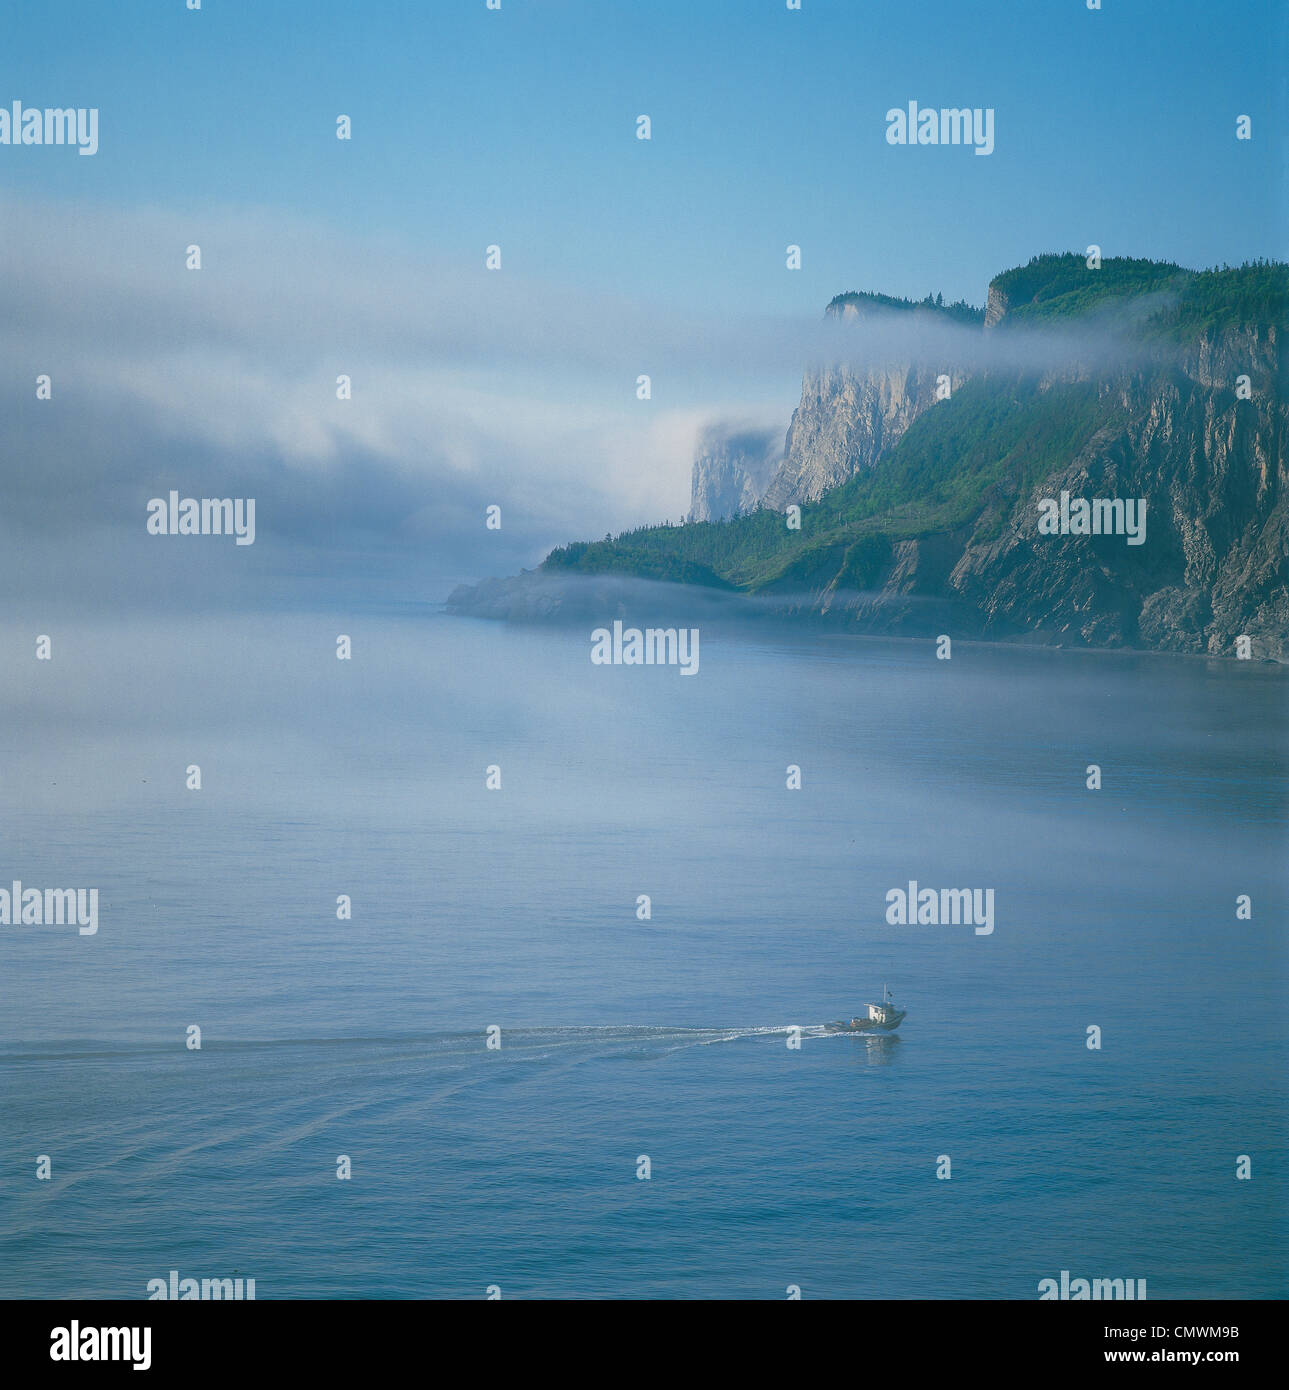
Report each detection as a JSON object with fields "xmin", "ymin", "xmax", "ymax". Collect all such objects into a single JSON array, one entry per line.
[
  {"xmin": 942, "ymin": 326, "xmax": 1288, "ymax": 657},
  {"xmin": 758, "ymin": 326, "xmax": 1287, "ymax": 658},
  {"xmin": 687, "ymin": 424, "xmax": 783, "ymax": 522}
]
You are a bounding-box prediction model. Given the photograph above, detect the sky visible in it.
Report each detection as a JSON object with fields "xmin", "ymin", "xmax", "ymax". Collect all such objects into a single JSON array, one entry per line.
[{"xmin": 0, "ymin": 0, "xmax": 1284, "ymax": 608}]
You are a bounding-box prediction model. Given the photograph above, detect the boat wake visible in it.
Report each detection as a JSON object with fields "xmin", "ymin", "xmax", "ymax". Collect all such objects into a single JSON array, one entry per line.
[
  {"xmin": 488, "ymin": 1023, "xmax": 847, "ymax": 1056},
  {"xmin": 0, "ymin": 1023, "xmax": 856, "ymax": 1066}
]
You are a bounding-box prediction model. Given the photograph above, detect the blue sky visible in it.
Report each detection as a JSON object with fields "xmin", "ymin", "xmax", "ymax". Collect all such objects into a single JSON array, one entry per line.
[{"xmin": 3, "ymin": 0, "xmax": 1283, "ymax": 315}]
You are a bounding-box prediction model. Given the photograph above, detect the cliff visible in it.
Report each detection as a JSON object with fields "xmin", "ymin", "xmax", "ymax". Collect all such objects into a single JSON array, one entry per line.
[
  {"xmin": 688, "ymin": 423, "xmax": 782, "ymax": 522},
  {"xmin": 450, "ymin": 256, "xmax": 1289, "ymax": 660},
  {"xmin": 760, "ymin": 290, "xmax": 982, "ymax": 508},
  {"xmin": 761, "ymin": 360, "xmax": 966, "ymax": 509},
  {"xmin": 945, "ymin": 323, "xmax": 1286, "ymax": 654}
]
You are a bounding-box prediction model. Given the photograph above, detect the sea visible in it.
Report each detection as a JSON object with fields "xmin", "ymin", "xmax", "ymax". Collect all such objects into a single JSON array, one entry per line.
[{"xmin": 0, "ymin": 608, "xmax": 1284, "ymax": 1299}]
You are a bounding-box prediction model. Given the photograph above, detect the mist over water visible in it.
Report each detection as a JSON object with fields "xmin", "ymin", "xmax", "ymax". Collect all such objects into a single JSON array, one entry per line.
[{"xmin": 0, "ymin": 612, "xmax": 1284, "ymax": 1298}]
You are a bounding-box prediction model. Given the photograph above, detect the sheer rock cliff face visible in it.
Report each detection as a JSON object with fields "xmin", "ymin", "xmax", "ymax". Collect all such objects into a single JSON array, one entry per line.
[
  {"xmin": 983, "ymin": 283, "xmax": 1010, "ymax": 328},
  {"xmin": 760, "ymin": 362, "xmax": 966, "ymax": 509},
  {"xmin": 687, "ymin": 424, "xmax": 782, "ymax": 522}
]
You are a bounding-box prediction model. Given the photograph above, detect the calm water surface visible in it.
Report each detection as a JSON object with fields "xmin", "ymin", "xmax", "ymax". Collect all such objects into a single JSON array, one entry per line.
[{"xmin": 0, "ymin": 612, "xmax": 1284, "ymax": 1298}]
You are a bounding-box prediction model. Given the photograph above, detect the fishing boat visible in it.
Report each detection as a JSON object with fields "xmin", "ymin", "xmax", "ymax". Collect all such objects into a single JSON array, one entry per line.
[{"xmin": 825, "ymin": 984, "xmax": 905, "ymax": 1033}]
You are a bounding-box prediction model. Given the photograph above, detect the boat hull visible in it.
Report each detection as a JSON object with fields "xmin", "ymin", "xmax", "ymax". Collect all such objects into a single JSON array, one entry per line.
[{"xmin": 825, "ymin": 1010, "xmax": 906, "ymax": 1033}]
